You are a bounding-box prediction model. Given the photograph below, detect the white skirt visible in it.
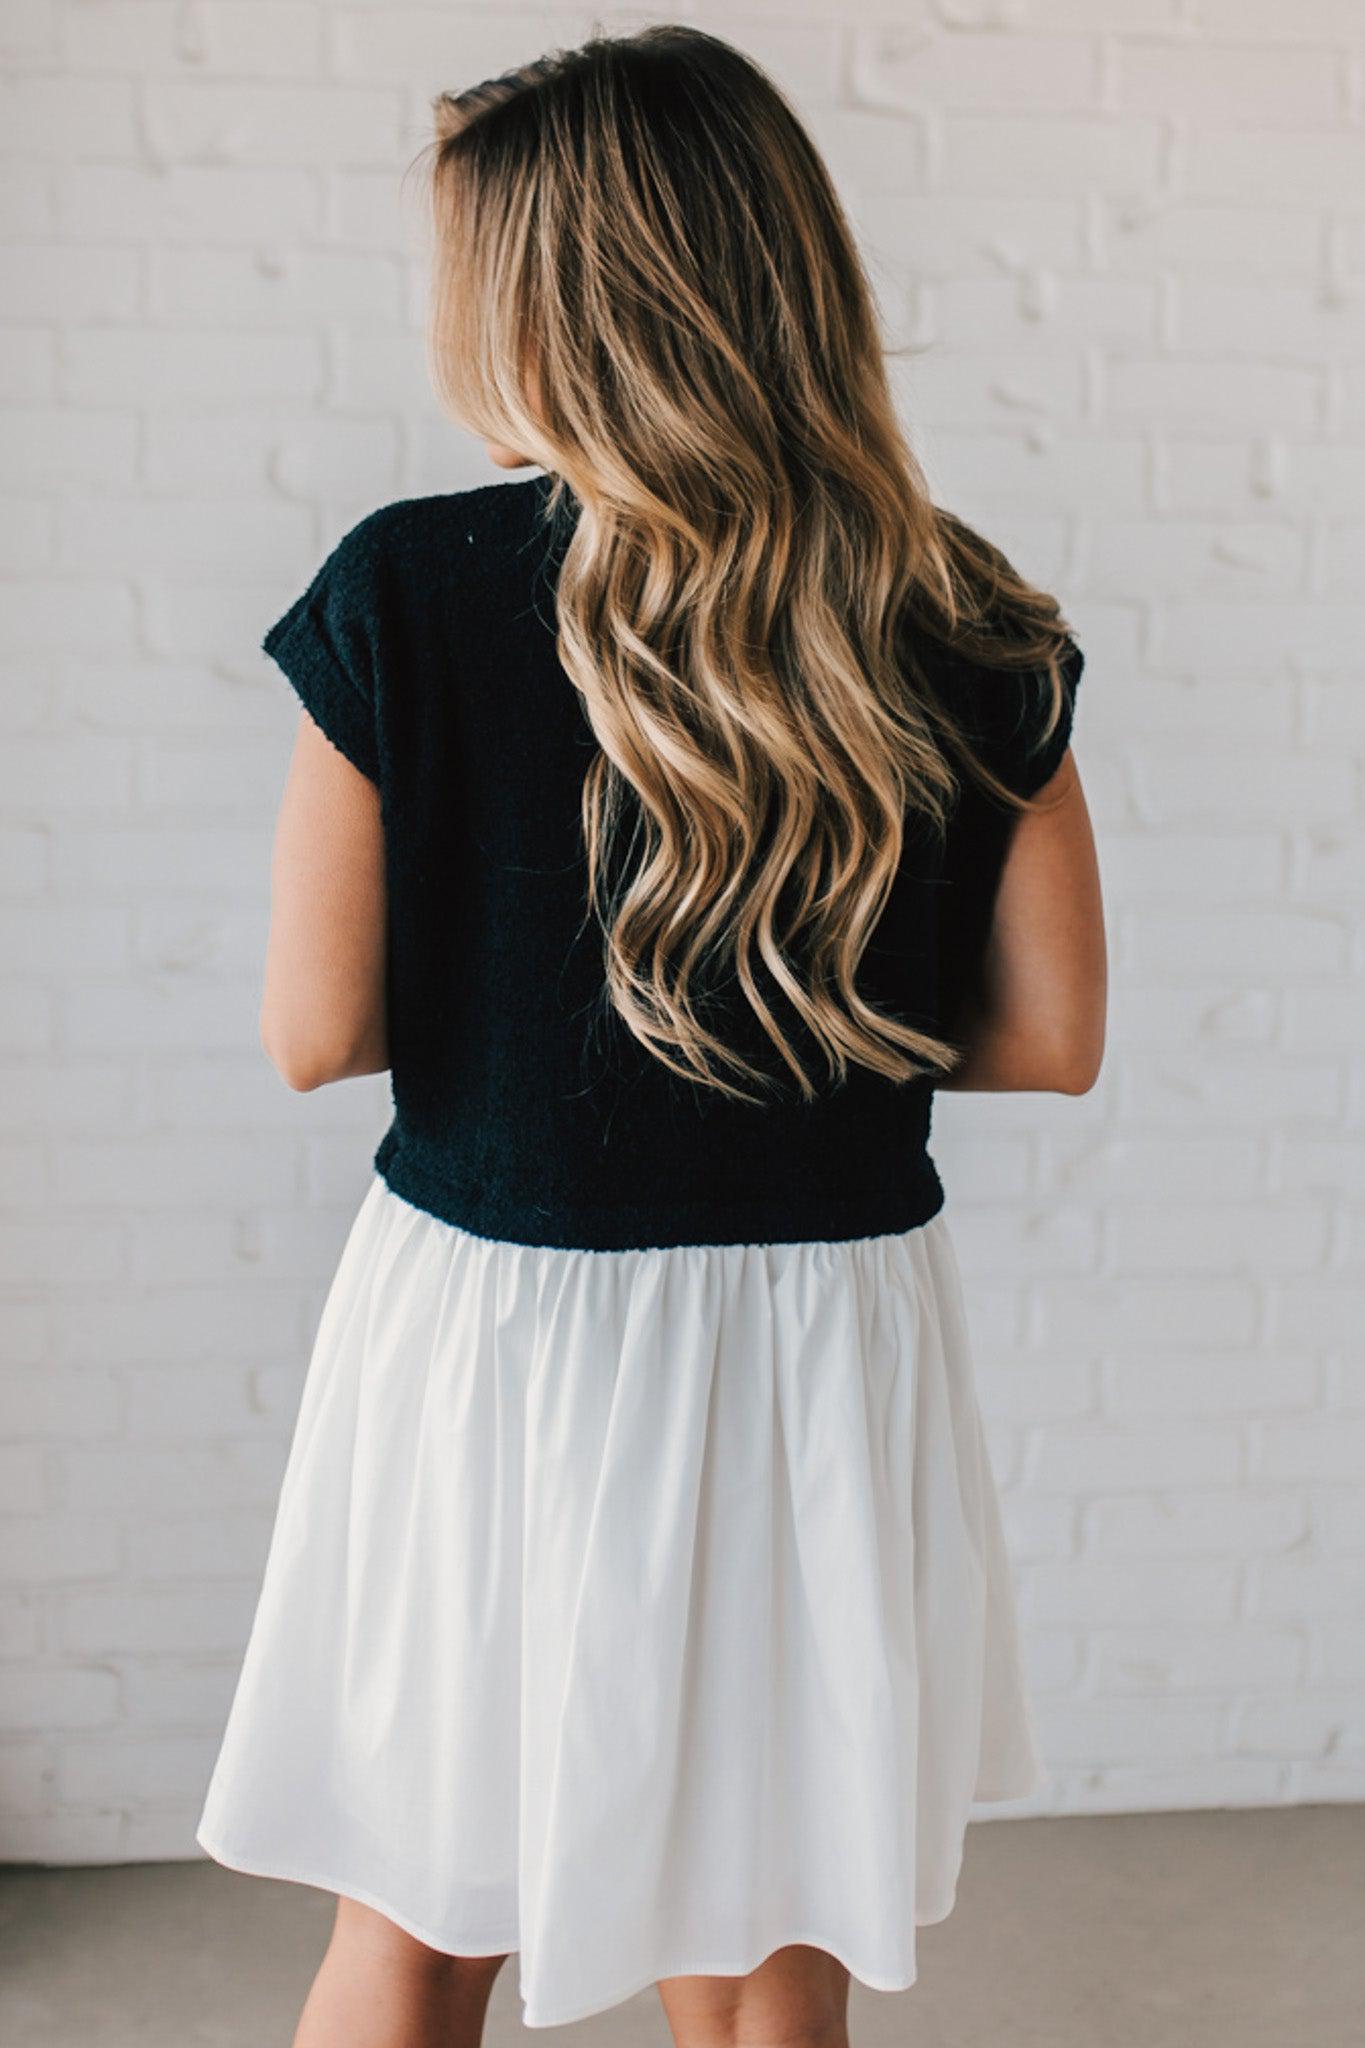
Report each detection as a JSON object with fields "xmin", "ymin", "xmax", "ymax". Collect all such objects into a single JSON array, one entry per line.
[{"xmin": 196, "ymin": 1174, "xmax": 1047, "ymax": 2029}]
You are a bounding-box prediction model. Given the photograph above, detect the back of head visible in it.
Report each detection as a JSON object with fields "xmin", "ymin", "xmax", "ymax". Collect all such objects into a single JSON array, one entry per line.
[{"xmin": 420, "ymin": 25, "xmax": 1074, "ymax": 1104}]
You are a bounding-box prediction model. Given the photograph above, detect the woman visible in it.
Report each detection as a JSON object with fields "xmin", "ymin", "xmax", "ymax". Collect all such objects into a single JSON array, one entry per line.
[{"xmin": 196, "ymin": 25, "xmax": 1106, "ymax": 2048}]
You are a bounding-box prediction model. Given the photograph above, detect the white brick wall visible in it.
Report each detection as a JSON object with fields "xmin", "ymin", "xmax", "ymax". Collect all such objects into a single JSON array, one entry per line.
[{"xmin": 1, "ymin": 0, "xmax": 1362, "ymax": 1863}]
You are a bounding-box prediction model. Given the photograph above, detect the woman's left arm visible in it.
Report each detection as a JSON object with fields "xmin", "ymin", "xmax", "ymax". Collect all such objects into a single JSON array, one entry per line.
[{"xmin": 260, "ymin": 712, "xmax": 388, "ymax": 1092}]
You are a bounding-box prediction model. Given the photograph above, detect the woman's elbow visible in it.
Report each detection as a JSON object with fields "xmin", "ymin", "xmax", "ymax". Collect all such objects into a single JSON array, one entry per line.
[
  {"xmin": 260, "ymin": 998, "xmax": 387, "ymax": 1091},
  {"xmin": 260, "ymin": 1003, "xmax": 348, "ymax": 1093},
  {"xmin": 261, "ymin": 1018, "xmax": 327, "ymax": 1092},
  {"xmin": 272, "ymin": 1055, "xmax": 330, "ymax": 1094},
  {"xmin": 1050, "ymin": 1019, "xmax": 1106, "ymax": 1096}
]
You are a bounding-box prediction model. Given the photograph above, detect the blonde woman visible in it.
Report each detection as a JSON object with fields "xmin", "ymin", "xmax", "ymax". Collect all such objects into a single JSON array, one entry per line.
[{"xmin": 197, "ymin": 25, "xmax": 1106, "ymax": 2048}]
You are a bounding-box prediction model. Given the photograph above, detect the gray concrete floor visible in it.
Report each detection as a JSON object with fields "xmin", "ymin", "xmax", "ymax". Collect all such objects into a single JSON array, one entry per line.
[{"xmin": 2, "ymin": 1807, "xmax": 1361, "ymax": 2046}]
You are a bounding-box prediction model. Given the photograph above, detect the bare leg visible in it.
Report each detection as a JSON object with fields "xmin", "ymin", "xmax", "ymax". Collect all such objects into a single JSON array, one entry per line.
[
  {"xmin": 292, "ymin": 1895, "xmax": 509, "ymax": 2048},
  {"xmin": 657, "ymin": 1942, "xmax": 851, "ymax": 2048}
]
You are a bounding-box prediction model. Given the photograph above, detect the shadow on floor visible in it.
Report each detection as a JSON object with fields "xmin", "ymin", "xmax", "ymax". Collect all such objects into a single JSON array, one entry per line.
[{"xmin": 1, "ymin": 1807, "xmax": 1361, "ymax": 2046}]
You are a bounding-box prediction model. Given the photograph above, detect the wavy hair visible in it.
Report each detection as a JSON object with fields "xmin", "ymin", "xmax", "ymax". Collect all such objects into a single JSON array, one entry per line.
[{"xmin": 420, "ymin": 24, "xmax": 1077, "ymax": 1105}]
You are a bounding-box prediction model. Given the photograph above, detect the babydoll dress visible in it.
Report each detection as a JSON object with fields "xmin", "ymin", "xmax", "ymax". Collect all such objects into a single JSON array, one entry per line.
[{"xmin": 195, "ymin": 472, "xmax": 1083, "ymax": 2030}]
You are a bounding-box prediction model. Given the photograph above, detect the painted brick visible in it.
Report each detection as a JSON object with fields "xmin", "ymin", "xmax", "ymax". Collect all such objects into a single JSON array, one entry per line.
[
  {"xmin": 133, "ymin": 905, "xmax": 270, "ymax": 978},
  {"xmin": 0, "ymin": 75, "xmax": 137, "ymax": 157},
  {"xmin": 1122, "ymin": 912, "xmax": 1344, "ymax": 982},
  {"xmin": 59, "ymin": 1444, "xmax": 285, "ymax": 1519},
  {"xmin": 0, "ymin": 906, "xmax": 131, "ymax": 976},
  {"xmin": 1082, "ymin": 1491, "xmax": 1308, "ymax": 1557},
  {"xmin": 0, "ymin": 1220, "xmax": 128, "ymax": 1287},
  {"xmin": 1252, "ymin": 1417, "xmax": 1365, "ymax": 1487},
  {"xmin": 0, "ymin": 1812, "xmax": 124, "ymax": 1862},
  {"xmin": 52, "ymin": 823, "xmax": 266, "ymax": 897},
  {"xmin": 1, "ymin": 0, "xmax": 57, "ymax": 60},
  {"xmin": 1063, "ymin": 1760, "xmax": 1288, "ymax": 1812},
  {"xmin": 0, "ymin": 1518, "xmax": 121, "ymax": 1586},
  {"xmin": 1025, "ymin": 1425, "xmax": 1243, "ymax": 1493},
  {"xmin": 1025, "ymin": 1559, "xmax": 1240, "ymax": 1627},
  {"xmin": 0, "ymin": 408, "xmax": 138, "ymax": 490},
  {"xmin": 1115, "ymin": 42, "xmax": 1341, "ymax": 126},
  {"xmin": 940, "ymin": 115, "xmax": 1162, "ymax": 196},
  {"xmin": 0, "ymin": 583, "xmax": 136, "ymax": 655},
  {"xmin": 1186, "ymin": 129, "xmax": 1365, "ymax": 203},
  {"xmin": 58, "ymin": 980, "xmax": 261, "ymax": 1056},
  {"xmin": 1130, "ymin": 749, "xmax": 1353, "ymax": 826},
  {"xmin": 148, "ymin": 248, "xmax": 403, "ymax": 327},
  {"xmin": 1107, "ymin": 359, "xmax": 1321, "ymax": 432},
  {"xmin": 932, "ymin": 278, "xmax": 1157, "ymax": 350},
  {"xmin": 0, "ymin": 328, "xmax": 55, "ymax": 400},
  {"xmin": 57, "ymin": 1733, "xmax": 221, "ymax": 1806},
  {"xmin": 51, "ymin": 1283, "xmax": 303, "ymax": 1369},
  {"xmin": 1236, "ymin": 1695, "xmax": 1364, "ymax": 1761},
  {"xmin": 58, "ymin": 661, "xmax": 277, "ymax": 734},
  {"xmin": 63, "ymin": 329, "xmax": 323, "ymax": 405},
  {"xmin": 0, "ymin": 246, "xmax": 139, "ymax": 324},
  {"xmin": 0, "ymin": 1447, "xmax": 50, "ymax": 1517},
  {"xmin": 53, "ymin": 1133, "xmax": 298, "ymax": 1209},
  {"xmin": 1035, "ymin": 1699, "xmax": 1229, "ymax": 1767},
  {"xmin": 118, "ymin": 1662, "xmax": 238, "ymax": 1729},
  {"xmin": 56, "ymin": 163, "xmax": 321, "ymax": 244},
  {"xmin": 57, "ymin": 1585, "xmax": 260, "ymax": 1658},
  {"xmin": 134, "ymin": 738, "xmax": 289, "ymax": 812},
  {"xmin": 144, "ymin": 81, "xmax": 405, "ymax": 168},
  {"xmin": 4, "ymin": 0, "xmax": 1364, "ymax": 1862},
  {"xmin": 1091, "ymin": 1628, "xmax": 1306, "ymax": 1695},
  {"xmin": 1251, "ymin": 1557, "xmax": 1365, "ymax": 1623},
  {"xmin": 56, "ymin": 498, "xmax": 313, "ymax": 581},
  {"xmin": 1104, "ymin": 1204, "xmax": 1327, "ymax": 1276},
  {"xmin": 60, "ymin": 1, "xmax": 321, "ymax": 76},
  {"xmin": 1098, "ymin": 832, "xmax": 1284, "ymax": 901},
  {"xmin": 1101, "ymin": 1355, "xmax": 1318, "ymax": 1419},
  {"xmin": 853, "ymin": 28, "xmax": 1098, "ymax": 112},
  {"xmin": 0, "ymin": 1372, "xmax": 123, "ymax": 1441},
  {"xmin": 1033, "ymin": 1279, "xmax": 1260, "ymax": 1350},
  {"xmin": 0, "ymin": 1666, "xmax": 120, "ymax": 1733},
  {"xmin": 1099, "ymin": 199, "xmax": 1321, "ymax": 278},
  {"xmin": 124, "ymin": 1512, "xmax": 274, "ymax": 1579}
]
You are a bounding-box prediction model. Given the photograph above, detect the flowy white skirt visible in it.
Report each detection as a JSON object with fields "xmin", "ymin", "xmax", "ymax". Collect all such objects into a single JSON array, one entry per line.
[{"xmin": 196, "ymin": 1174, "xmax": 1047, "ymax": 2029}]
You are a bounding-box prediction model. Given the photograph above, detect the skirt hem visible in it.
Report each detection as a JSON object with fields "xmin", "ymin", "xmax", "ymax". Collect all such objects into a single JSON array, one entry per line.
[
  {"xmin": 197, "ymin": 1821, "xmax": 928, "ymax": 2028},
  {"xmin": 195, "ymin": 1823, "xmax": 520, "ymax": 1959},
  {"xmin": 197, "ymin": 1760, "xmax": 1048, "ymax": 2033}
]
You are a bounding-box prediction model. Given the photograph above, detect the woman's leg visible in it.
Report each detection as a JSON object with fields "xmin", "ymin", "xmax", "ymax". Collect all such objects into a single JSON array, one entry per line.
[
  {"xmin": 292, "ymin": 1896, "xmax": 509, "ymax": 2048},
  {"xmin": 656, "ymin": 1942, "xmax": 851, "ymax": 2048}
]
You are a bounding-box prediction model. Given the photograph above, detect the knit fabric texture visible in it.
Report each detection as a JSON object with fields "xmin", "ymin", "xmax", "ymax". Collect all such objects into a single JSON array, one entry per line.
[{"xmin": 262, "ymin": 472, "xmax": 1083, "ymax": 1252}]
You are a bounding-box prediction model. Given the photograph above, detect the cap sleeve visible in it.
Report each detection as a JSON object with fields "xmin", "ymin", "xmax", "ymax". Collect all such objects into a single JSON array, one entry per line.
[
  {"xmin": 262, "ymin": 516, "xmax": 384, "ymax": 786},
  {"xmin": 968, "ymin": 635, "xmax": 1084, "ymax": 801},
  {"xmin": 931, "ymin": 634, "xmax": 1084, "ymax": 1036}
]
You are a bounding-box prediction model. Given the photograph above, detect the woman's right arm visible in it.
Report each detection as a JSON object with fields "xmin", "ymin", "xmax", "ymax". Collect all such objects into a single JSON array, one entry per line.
[{"xmin": 936, "ymin": 747, "xmax": 1107, "ymax": 1095}]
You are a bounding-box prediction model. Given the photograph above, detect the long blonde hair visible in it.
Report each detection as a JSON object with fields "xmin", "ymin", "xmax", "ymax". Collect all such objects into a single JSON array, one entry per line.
[{"xmin": 422, "ymin": 25, "xmax": 1076, "ymax": 1106}]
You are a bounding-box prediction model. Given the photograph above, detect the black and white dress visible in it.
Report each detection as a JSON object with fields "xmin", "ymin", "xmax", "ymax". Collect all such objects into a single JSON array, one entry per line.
[{"xmin": 196, "ymin": 473, "xmax": 1081, "ymax": 2031}]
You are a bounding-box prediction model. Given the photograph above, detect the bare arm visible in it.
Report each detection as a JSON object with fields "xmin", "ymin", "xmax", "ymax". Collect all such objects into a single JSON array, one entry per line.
[
  {"xmin": 260, "ymin": 713, "xmax": 388, "ymax": 1092},
  {"xmin": 937, "ymin": 747, "xmax": 1106, "ymax": 1095}
]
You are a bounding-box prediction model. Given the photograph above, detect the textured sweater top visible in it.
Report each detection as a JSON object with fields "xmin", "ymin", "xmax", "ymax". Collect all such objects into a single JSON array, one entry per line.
[{"xmin": 262, "ymin": 471, "xmax": 1083, "ymax": 1253}]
